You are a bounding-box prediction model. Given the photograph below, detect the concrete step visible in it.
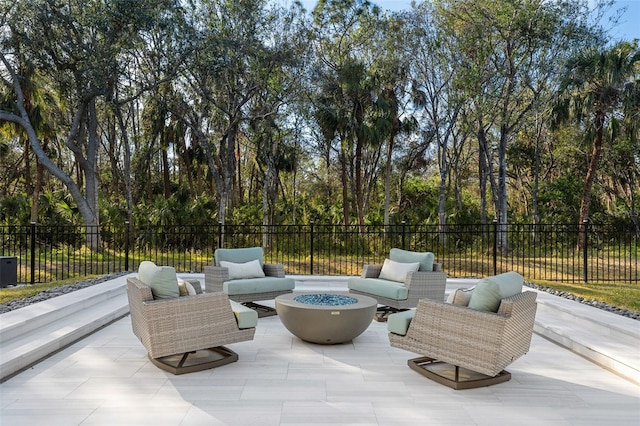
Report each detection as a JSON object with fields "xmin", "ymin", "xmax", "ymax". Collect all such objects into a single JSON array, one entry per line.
[
  {"xmin": 533, "ymin": 290, "xmax": 640, "ymax": 385},
  {"xmin": 0, "ymin": 276, "xmax": 130, "ymax": 382},
  {"xmin": 0, "ymin": 279, "xmax": 127, "ymax": 342}
]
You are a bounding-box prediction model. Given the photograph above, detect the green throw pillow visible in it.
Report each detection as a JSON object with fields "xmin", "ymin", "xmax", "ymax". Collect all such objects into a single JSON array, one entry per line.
[
  {"xmin": 138, "ymin": 261, "xmax": 179, "ymax": 299},
  {"xmin": 467, "ymin": 279, "xmax": 502, "ymax": 312},
  {"xmin": 466, "ymin": 272, "xmax": 524, "ymax": 312}
]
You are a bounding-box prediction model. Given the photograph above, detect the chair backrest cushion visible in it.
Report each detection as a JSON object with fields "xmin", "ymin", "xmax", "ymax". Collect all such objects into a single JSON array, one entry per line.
[
  {"xmin": 389, "ymin": 248, "xmax": 434, "ymax": 272},
  {"xmin": 467, "ymin": 271, "xmax": 524, "ymax": 312},
  {"xmin": 215, "ymin": 247, "xmax": 264, "ymax": 267},
  {"xmin": 138, "ymin": 261, "xmax": 179, "ymax": 299}
]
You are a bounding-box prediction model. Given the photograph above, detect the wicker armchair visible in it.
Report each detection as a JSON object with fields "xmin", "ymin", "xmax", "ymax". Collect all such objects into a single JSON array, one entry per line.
[
  {"xmin": 388, "ymin": 291, "xmax": 538, "ymax": 389},
  {"xmin": 204, "ymin": 247, "xmax": 294, "ymax": 317},
  {"xmin": 126, "ymin": 277, "xmax": 256, "ymax": 375},
  {"xmin": 348, "ymin": 249, "xmax": 447, "ymax": 320}
]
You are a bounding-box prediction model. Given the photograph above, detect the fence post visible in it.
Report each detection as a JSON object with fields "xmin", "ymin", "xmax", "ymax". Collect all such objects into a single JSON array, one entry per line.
[
  {"xmin": 401, "ymin": 221, "xmax": 406, "ymax": 250},
  {"xmin": 30, "ymin": 222, "xmax": 36, "ymax": 285},
  {"xmin": 310, "ymin": 221, "xmax": 314, "ymax": 275},
  {"xmin": 124, "ymin": 221, "xmax": 130, "ymax": 272},
  {"xmin": 492, "ymin": 219, "xmax": 498, "ymax": 275},
  {"xmin": 583, "ymin": 219, "xmax": 588, "ymax": 283}
]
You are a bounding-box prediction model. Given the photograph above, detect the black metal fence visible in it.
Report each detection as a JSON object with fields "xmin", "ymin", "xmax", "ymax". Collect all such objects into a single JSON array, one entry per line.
[{"xmin": 1, "ymin": 221, "xmax": 638, "ymax": 284}]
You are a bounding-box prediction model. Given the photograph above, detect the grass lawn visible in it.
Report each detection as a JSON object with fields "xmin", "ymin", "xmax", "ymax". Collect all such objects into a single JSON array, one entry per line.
[
  {"xmin": 530, "ymin": 279, "xmax": 640, "ymax": 312},
  {"xmin": 0, "ymin": 275, "xmax": 101, "ymax": 305}
]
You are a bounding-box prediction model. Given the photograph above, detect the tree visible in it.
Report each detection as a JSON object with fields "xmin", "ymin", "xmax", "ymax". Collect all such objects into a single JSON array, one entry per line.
[
  {"xmin": 0, "ymin": 0, "xmax": 175, "ymax": 246},
  {"xmin": 554, "ymin": 40, "xmax": 640, "ymax": 246},
  {"xmin": 312, "ymin": 0, "xmax": 391, "ymax": 228},
  {"xmin": 406, "ymin": 2, "xmax": 464, "ymax": 239},
  {"xmin": 437, "ymin": 0, "xmax": 591, "ymax": 251}
]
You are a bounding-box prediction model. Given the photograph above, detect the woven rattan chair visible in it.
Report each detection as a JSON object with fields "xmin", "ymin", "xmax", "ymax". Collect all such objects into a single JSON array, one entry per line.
[
  {"xmin": 348, "ymin": 249, "xmax": 447, "ymax": 321},
  {"xmin": 126, "ymin": 277, "xmax": 256, "ymax": 375},
  {"xmin": 204, "ymin": 247, "xmax": 294, "ymax": 317},
  {"xmin": 388, "ymin": 291, "xmax": 538, "ymax": 389}
]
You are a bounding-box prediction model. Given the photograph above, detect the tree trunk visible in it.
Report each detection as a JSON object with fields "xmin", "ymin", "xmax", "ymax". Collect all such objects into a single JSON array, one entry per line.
[
  {"xmin": 577, "ymin": 113, "xmax": 605, "ymax": 249},
  {"xmin": 340, "ymin": 141, "xmax": 349, "ymax": 227},
  {"xmin": 162, "ymin": 148, "xmax": 171, "ymax": 199},
  {"xmin": 355, "ymin": 136, "xmax": 364, "ymax": 229},
  {"xmin": 83, "ymin": 99, "xmax": 101, "ymax": 249},
  {"xmin": 383, "ymin": 136, "xmax": 394, "ymax": 227},
  {"xmin": 497, "ymin": 124, "xmax": 508, "ymax": 253},
  {"xmin": 30, "ymin": 156, "xmax": 44, "ymax": 223},
  {"xmin": 478, "ymin": 123, "xmax": 489, "ymax": 224}
]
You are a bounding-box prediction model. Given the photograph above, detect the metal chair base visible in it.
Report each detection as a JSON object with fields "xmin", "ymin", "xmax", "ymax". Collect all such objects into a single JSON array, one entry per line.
[
  {"xmin": 408, "ymin": 356, "xmax": 511, "ymax": 390},
  {"xmin": 243, "ymin": 302, "xmax": 278, "ymax": 317},
  {"xmin": 150, "ymin": 346, "xmax": 239, "ymax": 375},
  {"xmin": 374, "ymin": 306, "xmax": 407, "ymax": 322}
]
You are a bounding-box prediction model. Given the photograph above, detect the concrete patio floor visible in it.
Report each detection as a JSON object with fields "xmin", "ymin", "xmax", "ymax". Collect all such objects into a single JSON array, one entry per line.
[{"xmin": 1, "ymin": 276, "xmax": 639, "ymax": 425}]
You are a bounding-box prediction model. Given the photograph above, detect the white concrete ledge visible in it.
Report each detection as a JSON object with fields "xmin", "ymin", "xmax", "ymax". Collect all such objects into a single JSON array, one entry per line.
[{"xmin": 0, "ymin": 274, "xmax": 131, "ymax": 381}]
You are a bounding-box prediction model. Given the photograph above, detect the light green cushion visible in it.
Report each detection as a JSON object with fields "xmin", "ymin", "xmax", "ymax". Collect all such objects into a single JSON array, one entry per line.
[
  {"xmin": 389, "ymin": 248, "xmax": 434, "ymax": 272},
  {"xmin": 138, "ymin": 261, "xmax": 179, "ymax": 299},
  {"xmin": 487, "ymin": 271, "xmax": 524, "ymax": 298},
  {"xmin": 468, "ymin": 280, "xmax": 502, "ymax": 312},
  {"xmin": 467, "ymin": 272, "xmax": 524, "ymax": 312},
  {"xmin": 215, "ymin": 247, "xmax": 264, "ymax": 267},
  {"xmin": 223, "ymin": 276, "xmax": 295, "ymax": 295},
  {"xmin": 229, "ymin": 300, "xmax": 258, "ymax": 329},
  {"xmin": 347, "ymin": 277, "xmax": 409, "ymax": 300},
  {"xmin": 387, "ymin": 309, "xmax": 416, "ymax": 335}
]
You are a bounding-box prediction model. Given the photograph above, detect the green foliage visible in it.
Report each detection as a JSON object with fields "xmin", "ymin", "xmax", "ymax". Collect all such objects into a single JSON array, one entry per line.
[
  {"xmin": 0, "ymin": 194, "xmax": 31, "ymax": 225},
  {"xmin": 0, "ymin": 0, "xmax": 637, "ymax": 232}
]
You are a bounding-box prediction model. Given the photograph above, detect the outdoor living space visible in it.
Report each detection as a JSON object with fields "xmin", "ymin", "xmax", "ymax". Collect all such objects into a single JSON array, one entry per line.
[{"xmin": 1, "ymin": 274, "xmax": 638, "ymax": 425}]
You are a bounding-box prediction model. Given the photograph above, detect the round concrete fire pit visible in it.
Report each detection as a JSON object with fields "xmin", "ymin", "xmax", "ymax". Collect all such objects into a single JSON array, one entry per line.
[{"xmin": 275, "ymin": 292, "xmax": 377, "ymax": 344}]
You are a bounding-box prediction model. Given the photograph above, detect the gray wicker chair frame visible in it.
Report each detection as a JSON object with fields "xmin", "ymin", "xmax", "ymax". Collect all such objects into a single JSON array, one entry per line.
[
  {"xmin": 389, "ymin": 291, "xmax": 538, "ymax": 389},
  {"xmin": 349, "ymin": 263, "xmax": 447, "ymax": 321},
  {"xmin": 204, "ymin": 263, "xmax": 292, "ymax": 317},
  {"xmin": 126, "ymin": 278, "xmax": 255, "ymax": 375}
]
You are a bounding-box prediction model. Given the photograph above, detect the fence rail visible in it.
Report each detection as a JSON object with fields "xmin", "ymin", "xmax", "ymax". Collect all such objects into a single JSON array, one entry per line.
[{"xmin": 1, "ymin": 221, "xmax": 638, "ymax": 285}]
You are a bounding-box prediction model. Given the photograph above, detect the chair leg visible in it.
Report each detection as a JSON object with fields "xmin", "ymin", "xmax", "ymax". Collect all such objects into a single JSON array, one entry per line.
[
  {"xmin": 407, "ymin": 356, "xmax": 511, "ymax": 390},
  {"xmin": 150, "ymin": 346, "xmax": 239, "ymax": 375}
]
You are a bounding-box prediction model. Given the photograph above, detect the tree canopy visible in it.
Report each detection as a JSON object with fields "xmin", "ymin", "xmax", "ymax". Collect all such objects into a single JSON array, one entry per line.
[{"xmin": 1, "ymin": 0, "xmax": 638, "ymax": 237}]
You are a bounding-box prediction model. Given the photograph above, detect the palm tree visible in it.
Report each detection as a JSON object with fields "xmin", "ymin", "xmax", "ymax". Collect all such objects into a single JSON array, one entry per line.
[{"xmin": 554, "ymin": 40, "xmax": 640, "ymax": 248}]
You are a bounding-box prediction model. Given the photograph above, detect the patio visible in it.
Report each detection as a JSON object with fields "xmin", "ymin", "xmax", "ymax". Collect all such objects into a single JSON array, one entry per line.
[{"xmin": 1, "ymin": 275, "xmax": 639, "ymax": 425}]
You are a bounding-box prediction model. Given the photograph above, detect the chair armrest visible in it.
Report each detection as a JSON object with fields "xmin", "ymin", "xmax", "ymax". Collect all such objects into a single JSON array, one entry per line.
[
  {"xmin": 263, "ymin": 263, "xmax": 285, "ymax": 278},
  {"xmin": 433, "ymin": 262, "xmax": 443, "ymax": 272},
  {"xmin": 204, "ymin": 265, "xmax": 229, "ymax": 293},
  {"xmin": 406, "ymin": 298, "xmax": 508, "ymax": 345},
  {"xmin": 361, "ymin": 264, "xmax": 382, "ymax": 278},
  {"xmin": 141, "ymin": 291, "xmax": 240, "ymax": 334}
]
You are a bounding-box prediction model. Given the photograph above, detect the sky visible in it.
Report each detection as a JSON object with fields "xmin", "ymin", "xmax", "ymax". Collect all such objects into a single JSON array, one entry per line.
[{"xmin": 296, "ymin": 0, "xmax": 640, "ymax": 42}]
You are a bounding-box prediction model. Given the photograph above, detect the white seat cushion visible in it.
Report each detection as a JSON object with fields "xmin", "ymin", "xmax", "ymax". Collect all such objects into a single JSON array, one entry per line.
[
  {"xmin": 378, "ymin": 259, "xmax": 420, "ymax": 283},
  {"xmin": 219, "ymin": 259, "xmax": 266, "ymax": 280}
]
